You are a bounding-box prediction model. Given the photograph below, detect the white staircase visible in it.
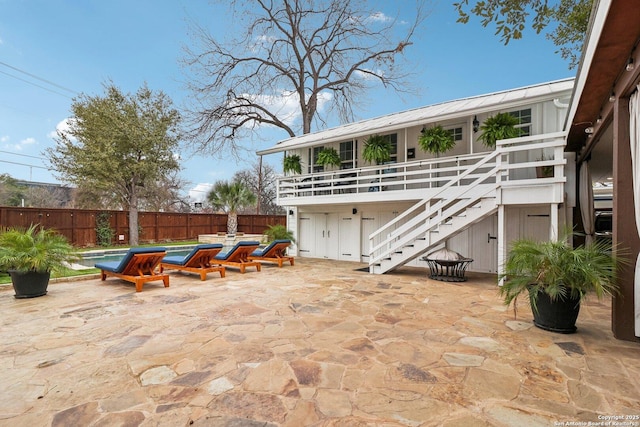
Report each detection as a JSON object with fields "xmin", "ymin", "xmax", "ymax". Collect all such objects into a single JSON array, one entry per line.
[
  {"xmin": 368, "ymin": 149, "xmax": 501, "ymax": 274},
  {"xmin": 368, "ymin": 131, "xmax": 567, "ymax": 274}
]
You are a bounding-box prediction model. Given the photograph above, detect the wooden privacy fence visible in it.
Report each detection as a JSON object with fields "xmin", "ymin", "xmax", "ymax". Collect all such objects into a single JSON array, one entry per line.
[{"xmin": 0, "ymin": 207, "xmax": 286, "ymax": 247}]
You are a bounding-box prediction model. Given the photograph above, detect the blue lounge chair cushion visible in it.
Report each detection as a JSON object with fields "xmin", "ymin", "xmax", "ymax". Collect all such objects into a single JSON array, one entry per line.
[
  {"xmin": 95, "ymin": 247, "xmax": 167, "ymax": 273},
  {"xmin": 161, "ymin": 244, "xmax": 223, "ymax": 266},
  {"xmin": 250, "ymin": 239, "xmax": 291, "ymax": 257},
  {"xmin": 214, "ymin": 241, "xmax": 261, "ymax": 260}
]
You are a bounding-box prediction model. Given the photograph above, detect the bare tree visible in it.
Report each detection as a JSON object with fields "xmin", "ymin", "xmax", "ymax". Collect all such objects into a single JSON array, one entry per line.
[
  {"xmin": 233, "ymin": 160, "xmax": 284, "ymax": 215},
  {"xmin": 183, "ymin": 0, "xmax": 426, "ymax": 157},
  {"xmin": 139, "ymin": 171, "xmax": 191, "ymax": 212}
]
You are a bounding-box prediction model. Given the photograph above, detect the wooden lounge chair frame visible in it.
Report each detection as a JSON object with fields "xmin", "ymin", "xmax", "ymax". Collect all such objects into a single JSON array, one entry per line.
[
  {"xmin": 96, "ymin": 248, "xmax": 169, "ymax": 292},
  {"xmin": 160, "ymin": 245, "xmax": 226, "ymax": 281},
  {"xmin": 213, "ymin": 241, "xmax": 262, "ymax": 273},
  {"xmin": 248, "ymin": 239, "xmax": 294, "ymax": 267}
]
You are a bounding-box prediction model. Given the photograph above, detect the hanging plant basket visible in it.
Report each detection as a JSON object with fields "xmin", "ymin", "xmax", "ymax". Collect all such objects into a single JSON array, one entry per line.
[
  {"xmin": 283, "ymin": 154, "xmax": 302, "ymax": 175},
  {"xmin": 418, "ymin": 125, "xmax": 455, "ymax": 155},
  {"xmin": 477, "ymin": 112, "xmax": 522, "ymax": 149},
  {"xmin": 316, "ymin": 147, "xmax": 341, "ymax": 168},
  {"xmin": 362, "ymin": 134, "xmax": 392, "ymax": 165}
]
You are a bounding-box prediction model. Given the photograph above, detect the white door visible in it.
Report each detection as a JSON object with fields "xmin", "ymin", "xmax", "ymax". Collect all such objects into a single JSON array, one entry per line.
[
  {"xmin": 523, "ymin": 208, "xmax": 551, "ymax": 241},
  {"xmin": 469, "ymin": 215, "xmax": 498, "ymax": 273},
  {"xmin": 324, "ymin": 213, "xmax": 339, "ymax": 259},
  {"xmin": 338, "ymin": 214, "xmax": 360, "ymax": 261},
  {"xmin": 299, "ymin": 213, "xmax": 339, "ymax": 259},
  {"xmin": 298, "ymin": 214, "xmax": 315, "ymax": 256},
  {"xmin": 361, "ymin": 214, "xmax": 377, "ymax": 262}
]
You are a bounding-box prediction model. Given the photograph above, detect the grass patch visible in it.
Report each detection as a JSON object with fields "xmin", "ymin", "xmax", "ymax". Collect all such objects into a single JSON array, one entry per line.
[{"xmin": 1, "ymin": 268, "xmax": 101, "ymax": 285}]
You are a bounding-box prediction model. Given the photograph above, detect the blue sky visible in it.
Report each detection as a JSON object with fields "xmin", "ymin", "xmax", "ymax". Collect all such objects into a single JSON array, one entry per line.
[{"xmin": 0, "ymin": 0, "xmax": 574, "ymax": 203}]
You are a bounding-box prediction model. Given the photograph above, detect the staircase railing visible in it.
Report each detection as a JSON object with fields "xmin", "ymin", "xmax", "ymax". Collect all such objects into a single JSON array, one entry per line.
[{"xmin": 368, "ymin": 131, "xmax": 567, "ymax": 268}]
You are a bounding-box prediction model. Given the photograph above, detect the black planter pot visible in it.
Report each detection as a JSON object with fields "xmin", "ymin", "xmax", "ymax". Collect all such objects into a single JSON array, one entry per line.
[
  {"xmin": 9, "ymin": 270, "xmax": 51, "ymax": 299},
  {"xmin": 529, "ymin": 288, "xmax": 581, "ymax": 334}
]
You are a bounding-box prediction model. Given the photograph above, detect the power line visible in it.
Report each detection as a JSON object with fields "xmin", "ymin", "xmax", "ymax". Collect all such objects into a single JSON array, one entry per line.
[
  {"xmin": 0, "ymin": 150, "xmax": 44, "ymax": 160},
  {"xmin": 0, "ymin": 70, "xmax": 74, "ymax": 99},
  {"xmin": 0, "ymin": 159, "xmax": 50, "ymax": 170},
  {"xmin": 0, "ymin": 61, "xmax": 77, "ymax": 94}
]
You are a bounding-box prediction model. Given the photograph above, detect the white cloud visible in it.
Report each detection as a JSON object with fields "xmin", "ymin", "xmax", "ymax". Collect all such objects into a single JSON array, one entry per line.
[
  {"xmin": 367, "ymin": 12, "xmax": 393, "ymax": 23},
  {"xmin": 237, "ymin": 90, "xmax": 332, "ymax": 128},
  {"xmin": 48, "ymin": 118, "xmax": 74, "ymax": 139},
  {"xmin": 9, "ymin": 137, "xmax": 37, "ymax": 151},
  {"xmin": 0, "ymin": 135, "xmax": 9, "ymax": 143},
  {"xmin": 189, "ymin": 183, "xmax": 214, "ymax": 203},
  {"xmin": 354, "ymin": 68, "xmax": 385, "ymax": 81}
]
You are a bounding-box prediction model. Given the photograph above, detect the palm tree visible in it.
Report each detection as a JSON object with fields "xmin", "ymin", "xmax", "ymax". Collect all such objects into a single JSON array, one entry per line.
[{"xmin": 207, "ymin": 180, "xmax": 257, "ymax": 234}]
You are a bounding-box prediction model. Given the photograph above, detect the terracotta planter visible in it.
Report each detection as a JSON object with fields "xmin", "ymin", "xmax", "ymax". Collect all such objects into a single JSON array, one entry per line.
[
  {"xmin": 529, "ymin": 287, "xmax": 580, "ymax": 333},
  {"xmin": 9, "ymin": 270, "xmax": 50, "ymax": 299}
]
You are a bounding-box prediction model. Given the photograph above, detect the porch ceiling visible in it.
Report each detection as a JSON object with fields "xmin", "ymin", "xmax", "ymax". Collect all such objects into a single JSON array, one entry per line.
[{"xmin": 566, "ymin": 0, "xmax": 640, "ymax": 153}]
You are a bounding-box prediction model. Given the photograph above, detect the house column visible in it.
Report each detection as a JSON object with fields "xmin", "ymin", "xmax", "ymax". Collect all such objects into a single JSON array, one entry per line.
[
  {"xmin": 286, "ymin": 206, "xmax": 299, "ymax": 256},
  {"xmin": 612, "ymin": 96, "xmax": 640, "ymax": 341},
  {"xmin": 497, "ymin": 204, "xmax": 506, "ymax": 285},
  {"xmin": 550, "ymin": 203, "xmax": 559, "ymax": 241}
]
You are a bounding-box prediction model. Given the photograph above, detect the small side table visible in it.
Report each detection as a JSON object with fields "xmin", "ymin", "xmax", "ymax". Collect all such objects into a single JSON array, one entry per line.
[{"xmin": 423, "ymin": 256, "xmax": 473, "ymax": 282}]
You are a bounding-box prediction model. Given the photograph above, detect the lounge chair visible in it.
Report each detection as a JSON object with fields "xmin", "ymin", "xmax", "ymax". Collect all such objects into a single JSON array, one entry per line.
[
  {"xmin": 213, "ymin": 241, "xmax": 262, "ymax": 273},
  {"xmin": 160, "ymin": 244, "xmax": 226, "ymax": 281},
  {"xmin": 248, "ymin": 239, "xmax": 294, "ymax": 267},
  {"xmin": 95, "ymin": 247, "xmax": 169, "ymax": 292}
]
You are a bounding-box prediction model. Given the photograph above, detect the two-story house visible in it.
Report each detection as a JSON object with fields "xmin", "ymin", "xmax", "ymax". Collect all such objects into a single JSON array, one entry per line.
[{"xmin": 258, "ymin": 79, "xmax": 575, "ymax": 275}]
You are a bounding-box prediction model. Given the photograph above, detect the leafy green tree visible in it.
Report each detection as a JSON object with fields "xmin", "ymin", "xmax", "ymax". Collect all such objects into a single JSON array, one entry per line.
[
  {"xmin": 0, "ymin": 174, "xmax": 26, "ymax": 206},
  {"xmin": 454, "ymin": 0, "xmax": 592, "ymax": 68},
  {"xmin": 46, "ymin": 82, "xmax": 181, "ymax": 245},
  {"xmin": 207, "ymin": 180, "xmax": 257, "ymax": 234}
]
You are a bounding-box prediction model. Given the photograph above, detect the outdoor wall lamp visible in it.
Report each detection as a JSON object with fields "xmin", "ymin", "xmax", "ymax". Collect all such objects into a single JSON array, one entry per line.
[
  {"xmin": 473, "ymin": 116, "xmax": 480, "ymax": 133},
  {"xmin": 288, "ymin": 209, "xmax": 294, "ymax": 216},
  {"xmin": 352, "ymin": 208, "xmax": 358, "ymax": 215}
]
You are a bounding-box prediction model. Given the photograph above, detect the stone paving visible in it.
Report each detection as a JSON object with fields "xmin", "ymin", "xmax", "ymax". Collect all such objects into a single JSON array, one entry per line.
[{"xmin": 1, "ymin": 258, "xmax": 639, "ymax": 426}]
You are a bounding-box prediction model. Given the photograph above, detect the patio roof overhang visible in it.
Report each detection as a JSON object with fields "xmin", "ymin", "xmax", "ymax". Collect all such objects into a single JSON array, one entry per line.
[
  {"xmin": 566, "ymin": 0, "xmax": 640, "ymax": 155},
  {"xmin": 258, "ymin": 79, "xmax": 574, "ymax": 156}
]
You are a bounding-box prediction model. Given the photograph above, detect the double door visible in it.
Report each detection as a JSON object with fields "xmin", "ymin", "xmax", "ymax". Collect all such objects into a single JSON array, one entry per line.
[{"xmin": 298, "ymin": 212, "xmax": 359, "ymax": 260}]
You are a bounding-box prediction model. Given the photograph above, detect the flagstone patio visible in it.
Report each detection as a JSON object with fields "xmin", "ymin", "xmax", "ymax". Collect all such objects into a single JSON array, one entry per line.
[{"xmin": 1, "ymin": 258, "xmax": 639, "ymax": 426}]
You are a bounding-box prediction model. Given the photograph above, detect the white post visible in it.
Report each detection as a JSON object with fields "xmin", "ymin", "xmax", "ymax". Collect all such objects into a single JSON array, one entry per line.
[
  {"xmin": 497, "ymin": 204, "xmax": 506, "ymax": 286},
  {"xmin": 550, "ymin": 203, "xmax": 559, "ymax": 241}
]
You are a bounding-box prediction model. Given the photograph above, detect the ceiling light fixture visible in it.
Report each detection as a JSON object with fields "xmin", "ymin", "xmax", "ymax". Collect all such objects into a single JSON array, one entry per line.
[
  {"xmin": 627, "ymin": 57, "xmax": 635, "ymax": 71},
  {"xmin": 609, "ymin": 91, "xmax": 616, "ymax": 102}
]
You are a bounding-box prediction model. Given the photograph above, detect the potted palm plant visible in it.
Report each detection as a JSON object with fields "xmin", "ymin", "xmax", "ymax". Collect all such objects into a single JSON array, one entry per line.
[
  {"xmin": 316, "ymin": 147, "xmax": 341, "ymax": 169},
  {"xmin": 477, "ymin": 112, "xmax": 522, "ymax": 149},
  {"xmin": 264, "ymin": 224, "xmax": 296, "ymax": 243},
  {"xmin": 0, "ymin": 224, "xmax": 78, "ymax": 298},
  {"xmin": 283, "ymin": 154, "xmax": 302, "ymax": 175},
  {"xmin": 362, "ymin": 134, "xmax": 392, "ymax": 165},
  {"xmin": 499, "ymin": 232, "xmax": 624, "ymax": 333},
  {"xmin": 418, "ymin": 125, "xmax": 455, "ymax": 155}
]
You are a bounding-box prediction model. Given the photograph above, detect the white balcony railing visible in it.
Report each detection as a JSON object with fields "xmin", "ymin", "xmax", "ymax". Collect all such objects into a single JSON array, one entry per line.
[{"xmin": 276, "ymin": 131, "xmax": 567, "ymax": 202}]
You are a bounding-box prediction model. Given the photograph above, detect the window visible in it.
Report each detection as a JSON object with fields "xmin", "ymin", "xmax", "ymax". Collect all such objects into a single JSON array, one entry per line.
[
  {"xmin": 509, "ymin": 109, "xmax": 532, "ymax": 136},
  {"xmin": 387, "ymin": 133, "xmax": 398, "ymax": 163},
  {"xmin": 309, "ymin": 146, "xmax": 324, "ymax": 173},
  {"xmin": 447, "ymin": 127, "xmax": 463, "ymax": 142},
  {"xmin": 339, "ymin": 141, "xmax": 354, "ymax": 169}
]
